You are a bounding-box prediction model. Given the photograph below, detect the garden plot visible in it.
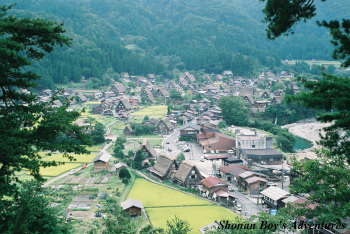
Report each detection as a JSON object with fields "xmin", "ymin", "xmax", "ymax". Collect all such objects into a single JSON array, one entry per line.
[{"xmin": 68, "ymin": 194, "xmax": 96, "ymax": 210}]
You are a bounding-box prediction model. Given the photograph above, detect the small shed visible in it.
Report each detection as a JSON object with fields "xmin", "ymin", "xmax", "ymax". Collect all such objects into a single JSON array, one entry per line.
[
  {"xmin": 115, "ymin": 162, "xmax": 128, "ymax": 172},
  {"xmin": 93, "ymin": 152, "xmax": 111, "ymax": 172},
  {"xmin": 121, "ymin": 198, "xmax": 143, "ymax": 216}
]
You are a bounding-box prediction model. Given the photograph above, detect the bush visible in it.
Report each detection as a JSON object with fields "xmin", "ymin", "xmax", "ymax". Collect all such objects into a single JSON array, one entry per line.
[
  {"xmin": 122, "ymin": 178, "xmax": 129, "ymax": 184},
  {"xmin": 119, "ymin": 168, "xmax": 131, "ymax": 180}
]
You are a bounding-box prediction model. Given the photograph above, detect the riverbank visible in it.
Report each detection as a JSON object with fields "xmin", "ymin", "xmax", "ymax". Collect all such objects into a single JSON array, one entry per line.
[{"xmin": 282, "ymin": 119, "xmax": 331, "ymax": 160}]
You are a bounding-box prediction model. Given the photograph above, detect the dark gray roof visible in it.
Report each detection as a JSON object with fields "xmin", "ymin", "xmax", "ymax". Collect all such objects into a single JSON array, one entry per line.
[
  {"xmin": 121, "ymin": 198, "xmax": 144, "ymax": 210},
  {"xmin": 179, "ymin": 123, "xmax": 201, "ymax": 131},
  {"xmin": 93, "ymin": 152, "xmax": 111, "ymax": 163},
  {"xmin": 244, "ymin": 149, "xmax": 283, "ymax": 159}
]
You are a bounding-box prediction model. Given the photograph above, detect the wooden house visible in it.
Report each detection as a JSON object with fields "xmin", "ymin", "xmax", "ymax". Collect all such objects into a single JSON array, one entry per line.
[
  {"xmin": 156, "ymin": 118, "xmax": 174, "ymax": 134},
  {"xmin": 179, "ymin": 123, "xmax": 201, "ymax": 139},
  {"xmin": 115, "ymin": 99, "xmax": 131, "ymax": 112},
  {"xmin": 111, "ymin": 82, "xmax": 126, "ymax": 95},
  {"xmin": 123, "ymin": 124, "xmax": 133, "ymax": 136},
  {"xmin": 173, "ymin": 161, "xmax": 203, "ymax": 187},
  {"xmin": 139, "ymin": 139, "xmax": 157, "ymax": 159},
  {"xmin": 260, "ymin": 186, "xmax": 289, "ymax": 209},
  {"xmin": 180, "ymin": 72, "xmax": 196, "ymax": 83},
  {"xmin": 199, "ymin": 176, "xmax": 235, "ymax": 205},
  {"xmin": 148, "ymin": 154, "xmax": 178, "ymax": 180},
  {"xmin": 271, "ymin": 96, "xmax": 284, "ymax": 105},
  {"xmin": 93, "ymin": 152, "xmax": 111, "ymax": 172},
  {"xmin": 115, "ymin": 162, "xmax": 128, "ymax": 172},
  {"xmin": 121, "ymin": 199, "xmax": 143, "ymax": 216},
  {"xmin": 238, "ymin": 171, "xmax": 268, "ymax": 196},
  {"xmin": 153, "ymin": 87, "xmax": 170, "ymax": 98}
]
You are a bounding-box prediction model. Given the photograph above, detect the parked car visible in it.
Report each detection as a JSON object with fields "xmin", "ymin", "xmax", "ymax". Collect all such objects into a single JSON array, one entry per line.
[
  {"xmin": 166, "ymin": 141, "xmax": 170, "ymax": 144},
  {"xmin": 168, "ymin": 148, "xmax": 172, "ymax": 152},
  {"xmin": 267, "ymin": 182, "xmax": 277, "ymax": 187},
  {"xmin": 183, "ymin": 147, "xmax": 190, "ymax": 152},
  {"xmin": 235, "ymin": 204, "xmax": 242, "ymax": 211},
  {"xmin": 200, "ymin": 156, "xmax": 205, "ymax": 162}
]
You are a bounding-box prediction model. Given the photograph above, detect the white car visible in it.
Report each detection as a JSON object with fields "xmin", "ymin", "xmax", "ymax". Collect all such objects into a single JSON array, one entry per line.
[
  {"xmin": 235, "ymin": 204, "xmax": 242, "ymax": 211},
  {"xmin": 200, "ymin": 156, "xmax": 205, "ymax": 162}
]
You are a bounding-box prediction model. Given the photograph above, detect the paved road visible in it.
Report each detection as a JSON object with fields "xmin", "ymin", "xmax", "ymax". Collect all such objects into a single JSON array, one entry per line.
[{"xmin": 228, "ymin": 183, "xmax": 265, "ymax": 216}]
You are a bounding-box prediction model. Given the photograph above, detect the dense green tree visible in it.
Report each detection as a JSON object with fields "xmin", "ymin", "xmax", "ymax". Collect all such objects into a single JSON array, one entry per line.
[
  {"xmin": 113, "ymin": 137, "xmax": 126, "ymax": 159},
  {"xmin": 218, "ymin": 96, "xmax": 248, "ymax": 126},
  {"xmin": 165, "ymin": 216, "xmax": 192, "ymax": 234},
  {"xmin": 0, "ymin": 6, "xmax": 89, "ymax": 230},
  {"xmin": 89, "ymin": 122, "xmax": 106, "ymax": 145},
  {"xmin": 176, "ymin": 153, "xmax": 185, "ymax": 164},
  {"xmin": 1, "ymin": 180, "xmax": 71, "ymax": 233},
  {"xmin": 118, "ymin": 167, "xmax": 131, "ymax": 180},
  {"xmin": 133, "ymin": 150, "xmax": 145, "ymax": 170},
  {"xmin": 130, "ymin": 122, "xmax": 155, "ymax": 135}
]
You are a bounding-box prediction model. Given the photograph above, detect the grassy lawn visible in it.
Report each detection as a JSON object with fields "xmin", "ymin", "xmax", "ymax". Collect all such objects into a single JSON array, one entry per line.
[
  {"xmin": 41, "ymin": 152, "xmax": 98, "ymax": 163},
  {"xmin": 127, "ymin": 179, "xmax": 239, "ymax": 233},
  {"xmin": 147, "ymin": 206, "xmax": 239, "ymax": 233},
  {"xmin": 131, "ymin": 105, "xmax": 167, "ymax": 119},
  {"xmin": 127, "ymin": 179, "xmax": 210, "ymax": 207}
]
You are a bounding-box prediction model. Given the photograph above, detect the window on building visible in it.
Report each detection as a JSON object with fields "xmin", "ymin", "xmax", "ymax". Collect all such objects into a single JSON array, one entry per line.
[
  {"xmin": 270, "ymin": 158, "xmax": 273, "ymax": 162},
  {"xmin": 252, "ymin": 145, "xmax": 255, "ymax": 148}
]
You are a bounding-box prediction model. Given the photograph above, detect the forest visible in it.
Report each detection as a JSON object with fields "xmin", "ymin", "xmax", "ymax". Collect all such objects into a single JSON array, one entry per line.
[{"xmin": 3, "ymin": 0, "xmax": 349, "ymax": 88}]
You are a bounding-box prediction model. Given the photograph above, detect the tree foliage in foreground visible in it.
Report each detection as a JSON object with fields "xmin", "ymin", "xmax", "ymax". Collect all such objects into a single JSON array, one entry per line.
[
  {"xmin": 0, "ymin": 5, "xmax": 89, "ymax": 232},
  {"xmin": 262, "ymin": 0, "xmax": 350, "ymax": 67},
  {"xmin": 0, "ymin": 180, "xmax": 70, "ymax": 233},
  {"xmin": 285, "ymin": 74, "xmax": 350, "ymax": 223}
]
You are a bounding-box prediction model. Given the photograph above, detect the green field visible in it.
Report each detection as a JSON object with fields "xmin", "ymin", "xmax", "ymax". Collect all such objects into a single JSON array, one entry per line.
[
  {"xmin": 147, "ymin": 206, "xmax": 239, "ymax": 232},
  {"xmin": 131, "ymin": 105, "xmax": 167, "ymax": 119},
  {"xmin": 41, "ymin": 152, "xmax": 98, "ymax": 163},
  {"xmin": 127, "ymin": 179, "xmax": 239, "ymax": 233},
  {"xmin": 127, "ymin": 179, "xmax": 210, "ymax": 207},
  {"xmin": 37, "ymin": 163, "xmax": 81, "ymax": 177}
]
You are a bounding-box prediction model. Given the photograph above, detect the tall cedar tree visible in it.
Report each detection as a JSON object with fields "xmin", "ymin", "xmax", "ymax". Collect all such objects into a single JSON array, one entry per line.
[{"xmin": 0, "ymin": 5, "xmax": 89, "ymax": 231}]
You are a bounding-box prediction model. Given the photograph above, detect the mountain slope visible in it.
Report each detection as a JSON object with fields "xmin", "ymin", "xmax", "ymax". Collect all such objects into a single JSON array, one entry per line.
[{"xmin": 2, "ymin": 0, "xmax": 349, "ymax": 87}]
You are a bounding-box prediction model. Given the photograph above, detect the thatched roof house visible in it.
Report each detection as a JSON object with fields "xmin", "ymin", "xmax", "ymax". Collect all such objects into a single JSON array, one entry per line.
[
  {"xmin": 173, "ymin": 161, "xmax": 203, "ymax": 187},
  {"xmin": 148, "ymin": 154, "xmax": 178, "ymax": 180}
]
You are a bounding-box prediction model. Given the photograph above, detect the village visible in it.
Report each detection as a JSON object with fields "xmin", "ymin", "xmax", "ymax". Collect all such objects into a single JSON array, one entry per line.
[{"xmin": 32, "ymin": 70, "xmax": 318, "ymax": 233}]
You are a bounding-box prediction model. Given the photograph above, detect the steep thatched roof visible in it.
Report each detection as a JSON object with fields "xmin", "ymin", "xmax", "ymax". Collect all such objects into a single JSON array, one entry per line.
[
  {"xmin": 140, "ymin": 139, "xmax": 157, "ymax": 158},
  {"xmin": 173, "ymin": 161, "xmax": 200, "ymax": 184},
  {"xmin": 152, "ymin": 154, "xmax": 175, "ymax": 177}
]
